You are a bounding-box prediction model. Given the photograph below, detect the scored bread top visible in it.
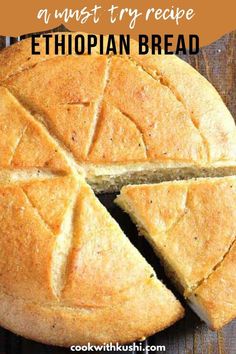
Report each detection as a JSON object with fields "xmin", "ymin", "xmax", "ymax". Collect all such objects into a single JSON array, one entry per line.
[
  {"xmin": 0, "ymin": 33, "xmax": 235, "ymax": 342},
  {"xmin": 115, "ymin": 177, "xmax": 236, "ymax": 293},
  {"xmin": 0, "ymin": 33, "xmax": 235, "ymax": 172},
  {"xmin": 115, "ymin": 176, "xmax": 236, "ymax": 329},
  {"xmin": 0, "ymin": 86, "xmax": 71, "ymax": 174},
  {"xmin": 0, "ymin": 176, "xmax": 78, "ymax": 301},
  {"xmin": 0, "ymin": 34, "xmax": 187, "ymax": 344},
  {"xmin": 0, "ymin": 174, "xmax": 183, "ymax": 344},
  {"xmin": 190, "ymin": 241, "xmax": 236, "ymax": 330}
]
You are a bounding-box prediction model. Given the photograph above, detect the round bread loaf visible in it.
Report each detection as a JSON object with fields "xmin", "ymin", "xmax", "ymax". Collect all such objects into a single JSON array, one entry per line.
[{"xmin": 0, "ymin": 33, "xmax": 235, "ymax": 346}]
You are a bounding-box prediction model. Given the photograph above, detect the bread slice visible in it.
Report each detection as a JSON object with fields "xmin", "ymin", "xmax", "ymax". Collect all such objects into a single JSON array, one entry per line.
[
  {"xmin": 0, "ymin": 34, "xmax": 236, "ymax": 192},
  {"xmin": 115, "ymin": 176, "xmax": 236, "ymax": 329},
  {"xmin": 0, "ymin": 175, "xmax": 183, "ymax": 345}
]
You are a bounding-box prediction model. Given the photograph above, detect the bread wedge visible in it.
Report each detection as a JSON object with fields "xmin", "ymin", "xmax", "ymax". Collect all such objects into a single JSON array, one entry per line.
[
  {"xmin": 115, "ymin": 176, "xmax": 236, "ymax": 330},
  {"xmin": 0, "ymin": 174, "xmax": 183, "ymax": 346},
  {"xmin": 0, "ymin": 34, "xmax": 236, "ymax": 192}
]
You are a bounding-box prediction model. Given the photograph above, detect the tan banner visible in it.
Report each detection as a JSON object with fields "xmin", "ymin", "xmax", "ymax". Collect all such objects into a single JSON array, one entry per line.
[{"xmin": 0, "ymin": 0, "xmax": 235, "ymax": 48}]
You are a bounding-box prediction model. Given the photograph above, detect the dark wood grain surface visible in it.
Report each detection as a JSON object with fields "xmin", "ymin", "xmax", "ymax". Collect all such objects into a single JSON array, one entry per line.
[{"xmin": 0, "ymin": 29, "xmax": 235, "ymax": 354}]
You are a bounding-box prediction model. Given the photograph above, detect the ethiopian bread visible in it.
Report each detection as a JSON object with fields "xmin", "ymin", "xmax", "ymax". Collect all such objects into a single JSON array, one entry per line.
[
  {"xmin": 0, "ymin": 33, "xmax": 236, "ymax": 192},
  {"xmin": 0, "ymin": 32, "xmax": 235, "ymax": 343},
  {"xmin": 0, "ymin": 86, "xmax": 184, "ymax": 345},
  {"xmin": 115, "ymin": 176, "xmax": 236, "ymax": 330}
]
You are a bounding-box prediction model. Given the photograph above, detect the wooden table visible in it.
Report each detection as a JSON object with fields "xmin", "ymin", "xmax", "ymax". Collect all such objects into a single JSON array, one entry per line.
[{"xmin": 0, "ymin": 30, "xmax": 235, "ymax": 354}]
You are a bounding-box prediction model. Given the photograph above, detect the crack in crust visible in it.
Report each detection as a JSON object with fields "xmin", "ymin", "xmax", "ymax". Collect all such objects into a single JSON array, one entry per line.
[
  {"xmin": 0, "ymin": 49, "xmax": 105, "ymax": 82},
  {"xmin": 1, "ymin": 54, "xmax": 213, "ymax": 165},
  {"xmin": 0, "ymin": 287, "xmax": 102, "ymax": 310},
  {"xmin": 126, "ymin": 56, "xmax": 210, "ymax": 162},
  {"xmin": 119, "ymin": 181, "xmax": 236, "ymax": 294},
  {"xmin": 188, "ymin": 237, "xmax": 236, "ymax": 297},
  {"xmin": 51, "ymin": 186, "xmax": 80, "ymax": 298},
  {"xmin": 0, "ymin": 39, "xmax": 233, "ymax": 166},
  {"xmin": 110, "ymin": 105, "xmax": 148, "ymax": 159},
  {"xmin": 1, "ymin": 55, "xmax": 72, "ymax": 82},
  {"xmin": 3, "ymin": 88, "xmax": 79, "ymax": 174},
  {"xmin": 0, "ymin": 276, "xmax": 152, "ymax": 309},
  {"xmin": 21, "ymin": 188, "xmax": 54, "ymax": 235},
  {"xmin": 160, "ymin": 185, "xmax": 236, "ymax": 296},
  {"xmin": 86, "ymin": 58, "xmax": 111, "ymax": 157},
  {"xmin": 2, "ymin": 87, "xmax": 218, "ymax": 173},
  {"xmin": 1, "ymin": 62, "xmax": 39, "ymax": 82},
  {"xmin": 165, "ymin": 189, "xmax": 189, "ymax": 235},
  {"xmin": 22, "ymin": 182, "xmax": 81, "ymax": 300},
  {"xmin": 65, "ymin": 102, "xmax": 90, "ymax": 107},
  {"xmin": 8, "ymin": 124, "xmax": 28, "ymax": 166}
]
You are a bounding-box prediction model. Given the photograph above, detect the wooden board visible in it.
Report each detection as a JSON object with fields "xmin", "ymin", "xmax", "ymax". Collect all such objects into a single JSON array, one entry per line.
[{"xmin": 0, "ymin": 29, "xmax": 235, "ymax": 354}]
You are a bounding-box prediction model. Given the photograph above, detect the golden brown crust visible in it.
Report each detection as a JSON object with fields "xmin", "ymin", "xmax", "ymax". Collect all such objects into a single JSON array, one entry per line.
[
  {"xmin": 102, "ymin": 56, "xmax": 206, "ymax": 164},
  {"xmin": 0, "ymin": 184, "xmax": 56, "ymax": 302},
  {"xmin": 116, "ymin": 176, "xmax": 236, "ymax": 329},
  {"xmin": 0, "ymin": 279, "xmax": 183, "ymax": 346},
  {"xmin": 1, "ymin": 56, "xmax": 108, "ymax": 163},
  {"xmin": 0, "ymin": 86, "xmax": 70, "ymax": 173},
  {"xmin": 190, "ymin": 241, "xmax": 236, "ymax": 330},
  {"xmin": 130, "ymin": 53, "xmax": 236, "ymax": 163},
  {"xmin": 0, "ymin": 33, "xmax": 101, "ymax": 82},
  {"xmin": 22, "ymin": 176, "xmax": 78, "ymax": 234},
  {"xmin": 0, "ymin": 178, "xmax": 184, "ymax": 345},
  {"xmin": 89, "ymin": 102, "xmax": 147, "ymax": 162},
  {"xmin": 62, "ymin": 183, "xmax": 154, "ymax": 307},
  {"xmin": 0, "ymin": 33, "xmax": 235, "ymax": 173},
  {"xmin": 0, "ymin": 33, "xmax": 235, "ymax": 343}
]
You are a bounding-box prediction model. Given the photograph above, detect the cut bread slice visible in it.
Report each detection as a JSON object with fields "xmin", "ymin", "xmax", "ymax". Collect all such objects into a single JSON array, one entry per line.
[
  {"xmin": 115, "ymin": 176, "xmax": 236, "ymax": 329},
  {"xmin": 0, "ymin": 176, "xmax": 183, "ymax": 345},
  {"xmin": 0, "ymin": 34, "xmax": 236, "ymax": 192}
]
